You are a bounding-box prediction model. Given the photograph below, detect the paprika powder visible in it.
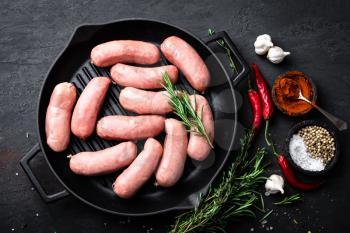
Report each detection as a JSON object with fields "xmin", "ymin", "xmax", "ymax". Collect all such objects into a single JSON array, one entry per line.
[{"xmin": 272, "ymin": 71, "xmax": 315, "ymax": 116}]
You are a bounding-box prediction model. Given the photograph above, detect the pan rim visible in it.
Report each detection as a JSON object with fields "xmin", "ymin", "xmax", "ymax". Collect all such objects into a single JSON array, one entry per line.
[{"xmin": 37, "ymin": 18, "xmax": 238, "ymax": 216}]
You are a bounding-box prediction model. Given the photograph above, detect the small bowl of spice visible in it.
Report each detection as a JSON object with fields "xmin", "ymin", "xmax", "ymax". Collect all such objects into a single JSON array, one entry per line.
[
  {"xmin": 286, "ymin": 120, "xmax": 339, "ymax": 175},
  {"xmin": 272, "ymin": 71, "xmax": 317, "ymax": 116}
]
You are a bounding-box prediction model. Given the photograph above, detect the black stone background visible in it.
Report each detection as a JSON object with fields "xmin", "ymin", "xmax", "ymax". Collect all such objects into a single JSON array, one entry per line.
[{"xmin": 1, "ymin": 0, "xmax": 350, "ymax": 232}]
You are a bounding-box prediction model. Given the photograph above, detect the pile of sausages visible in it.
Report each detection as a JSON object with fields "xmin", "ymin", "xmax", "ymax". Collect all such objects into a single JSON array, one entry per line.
[{"xmin": 45, "ymin": 36, "xmax": 214, "ymax": 199}]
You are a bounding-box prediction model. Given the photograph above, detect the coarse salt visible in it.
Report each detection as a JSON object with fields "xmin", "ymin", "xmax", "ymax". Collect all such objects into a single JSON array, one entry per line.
[{"xmin": 289, "ymin": 135, "xmax": 325, "ymax": 171}]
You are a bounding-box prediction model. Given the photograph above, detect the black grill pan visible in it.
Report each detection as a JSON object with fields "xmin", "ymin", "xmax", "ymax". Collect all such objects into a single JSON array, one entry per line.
[{"xmin": 20, "ymin": 18, "xmax": 249, "ymax": 216}]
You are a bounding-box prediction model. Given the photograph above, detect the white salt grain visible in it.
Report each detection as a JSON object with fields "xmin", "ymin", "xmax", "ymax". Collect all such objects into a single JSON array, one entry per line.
[{"xmin": 289, "ymin": 135, "xmax": 325, "ymax": 171}]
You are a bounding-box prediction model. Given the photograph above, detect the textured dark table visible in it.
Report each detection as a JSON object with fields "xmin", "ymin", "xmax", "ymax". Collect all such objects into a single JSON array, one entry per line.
[{"xmin": 1, "ymin": 0, "xmax": 350, "ymax": 232}]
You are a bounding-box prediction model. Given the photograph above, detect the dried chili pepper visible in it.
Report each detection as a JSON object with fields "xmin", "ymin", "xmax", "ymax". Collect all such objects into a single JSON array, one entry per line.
[
  {"xmin": 270, "ymin": 142, "xmax": 321, "ymax": 190},
  {"xmin": 248, "ymin": 79, "xmax": 262, "ymax": 134},
  {"xmin": 252, "ymin": 63, "xmax": 274, "ymax": 145}
]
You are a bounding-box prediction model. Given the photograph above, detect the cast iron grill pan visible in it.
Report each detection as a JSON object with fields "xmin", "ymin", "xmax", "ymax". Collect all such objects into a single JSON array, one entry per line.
[{"xmin": 21, "ymin": 19, "xmax": 249, "ymax": 216}]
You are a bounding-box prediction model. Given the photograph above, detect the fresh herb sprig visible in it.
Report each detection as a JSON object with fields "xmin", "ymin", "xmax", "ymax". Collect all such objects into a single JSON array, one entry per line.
[
  {"xmin": 162, "ymin": 72, "xmax": 213, "ymax": 148},
  {"xmin": 274, "ymin": 194, "xmax": 302, "ymax": 206},
  {"xmin": 259, "ymin": 209, "xmax": 274, "ymax": 223},
  {"xmin": 169, "ymin": 131, "xmax": 267, "ymax": 233},
  {"xmin": 208, "ymin": 28, "xmax": 238, "ymax": 75}
]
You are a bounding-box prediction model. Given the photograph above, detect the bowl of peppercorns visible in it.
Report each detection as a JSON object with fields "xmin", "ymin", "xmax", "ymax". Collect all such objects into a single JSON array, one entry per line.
[{"xmin": 285, "ymin": 120, "xmax": 340, "ymax": 175}]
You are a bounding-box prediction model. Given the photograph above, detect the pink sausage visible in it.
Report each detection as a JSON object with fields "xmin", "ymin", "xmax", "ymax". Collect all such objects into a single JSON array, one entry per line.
[
  {"xmin": 71, "ymin": 77, "xmax": 111, "ymax": 139},
  {"xmin": 187, "ymin": 95, "xmax": 214, "ymax": 161},
  {"xmin": 69, "ymin": 141, "xmax": 137, "ymax": 176},
  {"xmin": 96, "ymin": 115, "xmax": 165, "ymax": 141},
  {"xmin": 45, "ymin": 82, "xmax": 77, "ymax": 152},
  {"xmin": 155, "ymin": 118, "xmax": 188, "ymax": 187},
  {"xmin": 111, "ymin": 64, "xmax": 178, "ymax": 89},
  {"xmin": 91, "ymin": 40, "xmax": 160, "ymax": 67},
  {"xmin": 160, "ymin": 36, "xmax": 210, "ymax": 92},
  {"xmin": 119, "ymin": 87, "xmax": 172, "ymax": 115},
  {"xmin": 113, "ymin": 138, "xmax": 163, "ymax": 199}
]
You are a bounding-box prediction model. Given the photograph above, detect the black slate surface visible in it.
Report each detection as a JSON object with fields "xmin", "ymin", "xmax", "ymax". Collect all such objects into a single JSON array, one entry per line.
[{"xmin": 1, "ymin": 0, "xmax": 350, "ymax": 232}]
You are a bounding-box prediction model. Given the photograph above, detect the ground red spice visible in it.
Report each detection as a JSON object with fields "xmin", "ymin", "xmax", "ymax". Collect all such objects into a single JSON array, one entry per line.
[{"xmin": 272, "ymin": 71, "xmax": 314, "ymax": 116}]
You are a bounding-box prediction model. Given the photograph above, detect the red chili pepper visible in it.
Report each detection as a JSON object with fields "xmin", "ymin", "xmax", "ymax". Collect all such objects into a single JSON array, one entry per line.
[
  {"xmin": 269, "ymin": 142, "xmax": 321, "ymax": 190},
  {"xmin": 277, "ymin": 154, "xmax": 322, "ymax": 190},
  {"xmin": 251, "ymin": 64, "xmax": 274, "ymax": 120},
  {"xmin": 248, "ymin": 80, "xmax": 262, "ymax": 134},
  {"xmin": 251, "ymin": 63, "xmax": 274, "ymax": 145}
]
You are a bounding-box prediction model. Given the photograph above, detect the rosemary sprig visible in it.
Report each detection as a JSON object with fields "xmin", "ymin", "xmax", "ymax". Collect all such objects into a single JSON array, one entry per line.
[
  {"xmin": 169, "ymin": 131, "xmax": 267, "ymax": 233},
  {"xmin": 274, "ymin": 194, "xmax": 302, "ymax": 206},
  {"xmin": 208, "ymin": 28, "xmax": 238, "ymax": 75},
  {"xmin": 259, "ymin": 209, "xmax": 273, "ymax": 222},
  {"xmin": 162, "ymin": 72, "xmax": 213, "ymax": 148}
]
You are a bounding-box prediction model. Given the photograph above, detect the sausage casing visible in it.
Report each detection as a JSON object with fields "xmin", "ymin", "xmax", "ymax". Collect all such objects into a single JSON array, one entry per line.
[
  {"xmin": 113, "ymin": 138, "xmax": 163, "ymax": 198},
  {"xmin": 91, "ymin": 40, "xmax": 160, "ymax": 67},
  {"xmin": 96, "ymin": 115, "xmax": 165, "ymax": 141},
  {"xmin": 161, "ymin": 36, "xmax": 210, "ymax": 92},
  {"xmin": 111, "ymin": 64, "xmax": 178, "ymax": 89},
  {"xmin": 155, "ymin": 118, "xmax": 188, "ymax": 187},
  {"xmin": 187, "ymin": 95, "xmax": 214, "ymax": 161},
  {"xmin": 45, "ymin": 82, "xmax": 77, "ymax": 152},
  {"xmin": 71, "ymin": 77, "xmax": 111, "ymax": 139},
  {"xmin": 69, "ymin": 141, "xmax": 137, "ymax": 176},
  {"xmin": 119, "ymin": 87, "xmax": 172, "ymax": 115}
]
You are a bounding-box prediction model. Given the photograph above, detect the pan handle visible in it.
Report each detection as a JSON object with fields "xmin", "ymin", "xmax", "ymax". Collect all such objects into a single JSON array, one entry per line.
[
  {"xmin": 204, "ymin": 31, "xmax": 250, "ymax": 86},
  {"xmin": 20, "ymin": 143, "xmax": 69, "ymax": 203}
]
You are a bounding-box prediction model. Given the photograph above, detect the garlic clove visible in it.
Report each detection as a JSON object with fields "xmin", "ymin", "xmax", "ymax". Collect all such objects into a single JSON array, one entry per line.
[
  {"xmin": 267, "ymin": 46, "xmax": 290, "ymax": 64},
  {"xmin": 265, "ymin": 174, "xmax": 285, "ymax": 195},
  {"xmin": 254, "ymin": 34, "xmax": 274, "ymax": 55}
]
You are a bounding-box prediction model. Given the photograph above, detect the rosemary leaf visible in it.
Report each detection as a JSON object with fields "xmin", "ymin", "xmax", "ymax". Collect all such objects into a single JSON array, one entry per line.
[
  {"xmin": 162, "ymin": 72, "xmax": 213, "ymax": 148},
  {"xmin": 274, "ymin": 194, "xmax": 302, "ymax": 206},
  {"xmin": 208, "ymin": 28, "xmax": 215, "ymax": 36},
  {"xmin": 259, "ymin": 209, "xmax": 274, "ymax": 222},
  {"xmin": 208, "ymin": 28, "xmax": 238, "ymax": 75}
]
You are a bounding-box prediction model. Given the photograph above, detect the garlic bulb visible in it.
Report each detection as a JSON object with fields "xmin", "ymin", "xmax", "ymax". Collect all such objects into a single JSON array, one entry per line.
[
  {"xmin": 265, "ymin": 174, "xmax": 284, "ymax": 195},
  {"xmin": 267, "ymin": 46, "xmax": 290, "ymax": 64},
  {"xmin": 254, "ymin": 34, "xmax": 274, "ymax": 55}
]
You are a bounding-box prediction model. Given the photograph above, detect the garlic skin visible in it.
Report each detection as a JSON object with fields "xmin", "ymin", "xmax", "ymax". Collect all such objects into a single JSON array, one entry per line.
[
  {"xmin": 254, "ymin": 34, "xmax": 274, "ymax": 55},
  {"xmin": 265, "ymin": 174, "xmax": 285, "ymax": 195},
  {"xmin": 267, "ymin": 46, "xmax": 290, "ymax": 64}
]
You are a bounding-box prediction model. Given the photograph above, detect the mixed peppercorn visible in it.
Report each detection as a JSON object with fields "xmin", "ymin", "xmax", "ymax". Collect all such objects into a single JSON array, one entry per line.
[{"xmin": 298, "ymin": 126, "xmax": 335, "ymax": 165}]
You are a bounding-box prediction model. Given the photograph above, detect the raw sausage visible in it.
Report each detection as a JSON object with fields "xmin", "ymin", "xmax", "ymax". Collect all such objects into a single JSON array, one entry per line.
[
  {"xmin": 96, "ymin": 115, "xmax": 165, "ymax": 141},
  {"xmin": 71, "ymin": 77, "xmax": 111, "ymax": 139},
  {"xmin": 111, "ymin": 64, "xmax": 178, "ymax": 89},
  {"xmin": 187, "ymin": 95, "xmax": 214, "ymax": 161},
  {"xmin": 155, "ymin": 118, "xmax": 188, "ymax": 187},
  {"xmin": 161, "ymin": 36, "xmax": 210, "ymax": 92},
  {"xmin": 69, "ymin": 141, "xmax": 137, "ymax": 176},
  {"xmin": 119, "ymin": 87, "xmax": 172, "ymax": 114},
  {"xmin": 91, "ymin": 40, "xmax": 160, "ymax": 67},
  {"xmin": 45, "ymin": 82, "xmax": 77, "ymax": 152},
  {"xmin": 113, "ymin": 138, "xmax": 163, "ymax": 198}
]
